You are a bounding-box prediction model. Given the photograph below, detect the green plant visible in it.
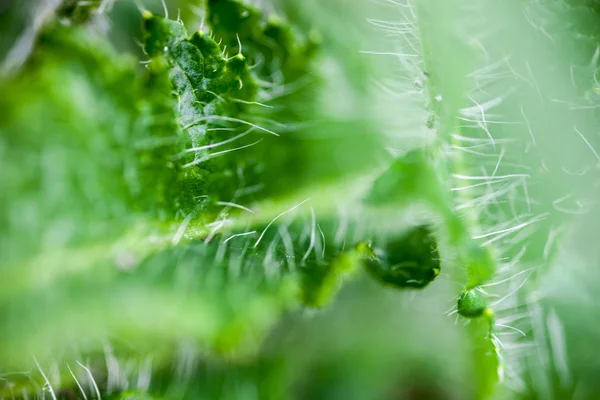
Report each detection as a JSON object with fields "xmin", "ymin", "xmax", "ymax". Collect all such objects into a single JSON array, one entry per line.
[{"xmin": 1, "ymin": 0, "xmax": 600, "ymax": 399}]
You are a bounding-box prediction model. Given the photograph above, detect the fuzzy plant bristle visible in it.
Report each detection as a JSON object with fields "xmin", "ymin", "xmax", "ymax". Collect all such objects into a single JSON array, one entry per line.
[{"xmin": 364, "ymin": 0, "xmax": 600, "ymax": 397}]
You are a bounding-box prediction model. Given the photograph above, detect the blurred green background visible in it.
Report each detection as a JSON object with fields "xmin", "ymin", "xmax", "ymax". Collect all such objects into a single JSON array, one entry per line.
[{"xmin": 2, "ymin": 0, "xmax": 600, "ymax": 399}]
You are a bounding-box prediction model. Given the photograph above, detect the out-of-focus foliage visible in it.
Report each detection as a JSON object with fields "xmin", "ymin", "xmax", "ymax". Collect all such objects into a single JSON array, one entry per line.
[{"xmin": 2, "ymin": 0, "xmax": 600, "ymax": 399}]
